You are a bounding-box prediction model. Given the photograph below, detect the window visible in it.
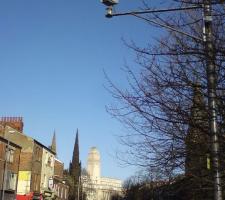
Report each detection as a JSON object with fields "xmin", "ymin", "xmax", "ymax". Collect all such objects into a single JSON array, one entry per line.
[
  {"xmin": 61, "ymin": 188, "xmax": 63, "ymax": 198},
  {"xmin": 5, "ymin": 171, "xmax": 17, "ymax": 190},
  {"xmin": 50, "ymin": 156, "xmax": 54, "ymax": 167},
  {"xmin": 45, "ymin": 152, "xmax": 48, "ymax": 164},
  {"xmin": 44, "ymin": 174, "xmax": 47, "ymax": 188},
  {"xmin": 6, "ymin": 148, "xmax": 14, "ymax": 163},
  {"xmin": 65, "ymin": 188, "xmax": 67, "ymax": 199},
  {"xmin": 46, "ymin": 155, "xmax": 54, "ymax": 167},
  {"xmin": 32, "ymin": 174, "xmax": 41, "ymax": 191},
  {"xmin": 47, "ymin": 157, "xmax": 51, "ymax": 166},
  {"xmin": 0, "ymin": 142, "xmax": 4, "ymax": 159},
  {"xmin": 5, "ymin": 145, "xmax": 15, "ymax": 163},
  {"xmin": 35, "ymin": 146, "xmax": 42, "ymax": 161}
]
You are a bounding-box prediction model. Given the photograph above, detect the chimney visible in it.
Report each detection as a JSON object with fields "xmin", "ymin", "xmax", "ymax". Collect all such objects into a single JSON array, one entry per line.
[{"xmin": 0, "ymin": 116, "xmax": 24, "ymax": 132}]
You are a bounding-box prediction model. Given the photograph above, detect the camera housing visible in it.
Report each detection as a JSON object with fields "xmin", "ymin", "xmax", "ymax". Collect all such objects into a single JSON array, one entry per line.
[{"xmin": 101, "ymin": 0, "xmax": 119, "ymax": 7}]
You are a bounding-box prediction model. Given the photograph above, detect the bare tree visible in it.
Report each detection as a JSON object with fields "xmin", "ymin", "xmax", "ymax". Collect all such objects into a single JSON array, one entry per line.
[{"xmin": 106, "ymin": 0, "xmax": 225, "ymax": 185}]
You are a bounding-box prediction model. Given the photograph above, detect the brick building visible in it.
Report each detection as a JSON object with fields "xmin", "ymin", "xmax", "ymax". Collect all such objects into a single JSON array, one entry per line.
[
  {"xmin": 0, "ymin": 117, "xmax": 68, "ymax": 199},
  {"xmin": 53, "ymin": 159, "xmax": 69, "ymax": 200},
  {"xmin": 54, "ymin": 159, "xmax": 64, "ymax": 178},
  {"xmin": 0, "ymin": 136, "xmax": 21, "ymax": 200},
  {"xmin": 0, "ymin": 125, "xmax": 41, "ymax": 195}
]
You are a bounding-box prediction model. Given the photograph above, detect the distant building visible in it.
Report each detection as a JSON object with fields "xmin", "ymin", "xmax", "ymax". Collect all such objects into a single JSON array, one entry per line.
[
  {"xmin": 0, "ymin": 135, "xmax": 21, "ymax": 200},
  {"xmin": 53, "ymin": 158, "xmax": 69, "ymax": 200},
  {"xmin": 40, "ymin": 141, "xmax": 55, "ymax": 192},
  {"xmin": 82, "ymin": 147, "xmax": 122, "ymax": 200},
  {"xmin": 54, "ymin": 158, "xmax": 64, "ymax": 179},
  {"xmin": 1, "ymin": 125, "xmax": 56, "ymax": 195},
  {"xmin": 184, "ymin": 85, "xmax": 213, "ymax": 199},
  {"xmin": 0, "ymin": 117, "xmax": 69, "ymax": 199}
]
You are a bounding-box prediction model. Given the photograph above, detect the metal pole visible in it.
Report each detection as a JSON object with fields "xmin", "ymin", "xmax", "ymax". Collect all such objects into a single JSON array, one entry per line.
[
  {"xmin": 2, "ymin": 140, "xmax": 9, "ymax": 200},
  {"xmin": 77, "ymin": 176, "xmax": 80, "ymax": 200},
  {"xmin": 109, "ymin": 5, "xmax": 202, "ymax": 16},
  {"xmin": 203, "ymin": 0, "xmax": 223, "ymax": 199}
]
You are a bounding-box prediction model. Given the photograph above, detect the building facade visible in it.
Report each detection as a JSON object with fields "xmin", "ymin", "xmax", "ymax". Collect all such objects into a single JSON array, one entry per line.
[
  {"xmin": 82, "ymin": 147, "xmax": 122, "ymax": 200},
  {"xmin": 53, "ymin": 158, "xmax": 69, "ymax": 200},
  {"xmin": 0, "ymin": 135, "xmax": 21, "ymax": 200},
  {"xmin": 0, "ymin": 117, "xmax": 69, "ymax": 199},
  {"xmin": 0, "ymin": 118, "xmax": 57, "ymax": 197},
  {"xmin": 2, "ymin": 125, "xmax": 43, "ymax": 195},
  {"xmin": 40, "ymin": 141, "xmax": 55, "ymax": 193}
]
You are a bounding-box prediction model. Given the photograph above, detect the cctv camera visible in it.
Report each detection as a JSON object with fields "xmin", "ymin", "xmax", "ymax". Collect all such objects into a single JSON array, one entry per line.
[{"xmin": 101, "ymin": 0, "xmax": 119, "ymax": 7}]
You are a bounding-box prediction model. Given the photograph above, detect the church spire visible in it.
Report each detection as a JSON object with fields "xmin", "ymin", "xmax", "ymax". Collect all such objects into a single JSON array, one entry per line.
[
  {"xmin": 70, "ymin": 129, "xmax": 81, "ymax": 177},
  {"xmin": 69, "ymin": 129, "xmax": 81, "ymax": 200},
  {"xmin": 50, "ymin": 130, "xmax": 57, "ymax": 155},
  {"xmin": 72, "ymin": 129, "xmax": 79, "ymax": 168}
]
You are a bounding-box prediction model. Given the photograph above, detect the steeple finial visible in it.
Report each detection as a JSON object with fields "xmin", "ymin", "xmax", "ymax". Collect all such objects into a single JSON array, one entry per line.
[{"xmin": 51, "ymin": 130, "xmax": 57, "ymax": 155}]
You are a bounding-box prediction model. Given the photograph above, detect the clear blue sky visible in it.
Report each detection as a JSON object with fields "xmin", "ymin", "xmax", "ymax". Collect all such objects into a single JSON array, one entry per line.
[{"xmin": 0, "ymin": 0, "xmax": 162, "ymax": 180}]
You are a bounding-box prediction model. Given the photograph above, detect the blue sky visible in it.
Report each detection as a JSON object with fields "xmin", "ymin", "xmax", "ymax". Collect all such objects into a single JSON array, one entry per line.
[{"xmin": 0, "ymin": 0, "xmax": 162, "ymax": 180}]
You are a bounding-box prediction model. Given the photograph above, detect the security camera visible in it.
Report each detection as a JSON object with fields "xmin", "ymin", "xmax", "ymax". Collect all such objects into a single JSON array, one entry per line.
[{"xmin": 101, "ymin": 0, "xmax": 119, "ymax": 7}]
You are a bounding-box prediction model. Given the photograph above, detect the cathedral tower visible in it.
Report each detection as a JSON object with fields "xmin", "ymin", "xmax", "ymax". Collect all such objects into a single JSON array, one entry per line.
[
  {"xmin": 87, "ymin": 147, "xmax": 101, "ymax": 181},
  {"xmin": 185, "ymin": 84, "xmax": 212, "ymax": 199},
  {"xmin": 185, "ymin": 84, "xmax": 209, "ymax": 175}
]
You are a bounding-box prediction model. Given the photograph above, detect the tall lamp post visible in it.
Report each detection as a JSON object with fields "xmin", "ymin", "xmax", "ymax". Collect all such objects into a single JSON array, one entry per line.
[{"xmin": 101, "ymin": 1, "xmax": 223, "ymax": 199}]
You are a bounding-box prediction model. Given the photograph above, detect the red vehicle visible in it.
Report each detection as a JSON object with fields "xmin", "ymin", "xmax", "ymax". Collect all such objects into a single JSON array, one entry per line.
[{"xmin": 16, "ymin": 192, "xmax": 43, "ymax": 200}]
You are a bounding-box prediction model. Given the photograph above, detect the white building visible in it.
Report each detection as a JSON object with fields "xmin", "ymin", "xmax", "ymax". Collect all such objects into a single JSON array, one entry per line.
[
  {"xmin": 82, "ymin": 147, "xmax": 122, "ymax": 200},
  {"xmin": 40, "ymin": 147, "xmax": 55, "ymax": 192}
]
